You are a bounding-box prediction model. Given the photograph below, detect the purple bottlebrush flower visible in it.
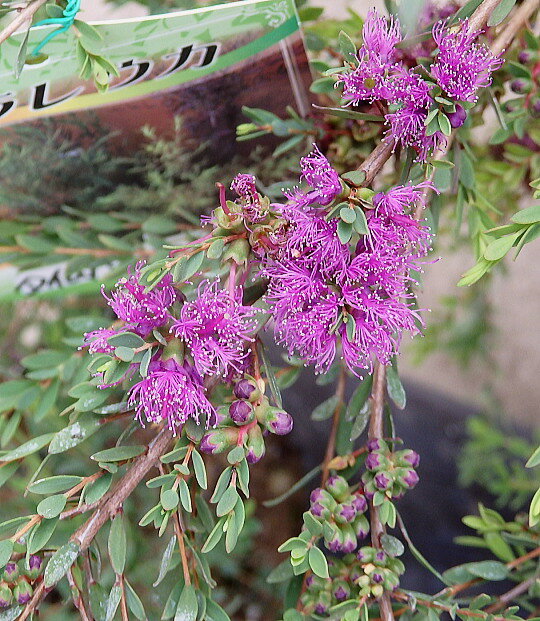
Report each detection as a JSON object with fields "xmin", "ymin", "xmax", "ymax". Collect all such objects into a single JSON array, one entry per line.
[
  {"xmin": 362, "ymin": 8, "xmax": 402, "ymax": 64},
  {"xmin": 103, "ymin": 262, "xmax": 177, "ymax": 337},
  {"xmin": 431, "ymin": 20, "xmax": 503, "ymax": 103},
  {"xmin": 128, "ymin": 358, "xmax": 216, "ymax": 434},
  {"xmin": 82, "ymin": 327, "xmax": 118, "ymax": 355},
  {"xmin": 372, "ymin": 182, "xmax": 434, "ymax": 249},
  {"xmin": 385, "ymin": 102, "xmax": 441, "ymax": 162},
  {"xmin": 339, "ymin": 10, "xmax": 401, "ymax": 104},
  {"xmin": 284, "ymin": 145, "xmax": 341, "ymax": 208},
  {"xmin": 171, "ymin": 280, "xmax": 260, "ymax": 377},
  {"xmin": 264, "ymin": 263, "xmax": 340, "ymax": 374},
  {"xmin": 276, "ymin": 205, "xmax": 350, "ymax": 276}
]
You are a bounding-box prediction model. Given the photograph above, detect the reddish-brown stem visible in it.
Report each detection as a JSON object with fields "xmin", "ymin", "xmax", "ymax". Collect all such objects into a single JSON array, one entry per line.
[
  {"xmin": 321, "ymin": 365, "xmax": 347, "ymax": 485},
  {"xmin": 173, "ymin": 511, "xmax": 192, "ymax": 586},
  {"xmin": 119, "ymin": 574, "xmax": 130, "ymax": 621}
]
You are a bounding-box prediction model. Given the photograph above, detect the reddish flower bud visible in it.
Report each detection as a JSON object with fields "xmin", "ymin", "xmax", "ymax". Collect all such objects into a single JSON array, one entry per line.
[
  {"xmin": 374, "ymin": 472, "xmax": 391, "ymax": 490},
  {"xmin": 0, "ymin": 582, "xmax": 12, "ymax": 608},
  {"xmin": 234, "ymin": 379, "xmax": 260, "ymax": 402},
  {"xmin": 245, "ymin": 425, "xmax": 265, "ymax": 464},
  {"xmin": 335, "ymin": 503, "xmax": 357, "ymax": 524},
  {"xmin": 229, "ymin": 400, "xmax": 254, "ymax": 425},
  {"xmin": 263, "ymin": 407, "xmax": 293, "ymax": 435},
  {"xmin": 326, "ymin": 475, "xmax": 349, "ymax": 501},
  {"xmin": 13, "ymin": 578, "xmax": 33, "ymax": 605},
  {"xmin": 402, "ymin": 469, "xmax": 419, "ymax": 488},
  {"xmin": 199, "ymin": 427, "xmax": 238, "ymax": 455},
  {"xmin": 3, "ymin": 563, "xmax": 18, "ymax": 585}
]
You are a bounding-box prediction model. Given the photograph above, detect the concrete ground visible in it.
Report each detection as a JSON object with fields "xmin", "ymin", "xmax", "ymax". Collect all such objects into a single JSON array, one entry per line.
[{"xmin": 44, "ymin": 1, "xmax": 540, "ymax": 425}]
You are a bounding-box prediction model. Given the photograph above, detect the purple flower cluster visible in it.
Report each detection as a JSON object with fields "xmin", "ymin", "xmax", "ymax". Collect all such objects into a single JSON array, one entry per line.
[
  {"xmin": 171, "ymin": 280, "xmax": 260, "ymax": 377},
  {"xmin": 263, "ymin": 150, "xmax": 432, "ymax": 375},
  {"xmin": 128, "ymin": 358, "xmax": 216, "ymax": 433},
  {"xmin": 284, "ymin": 145, "xmax": 342, "ymax": 208},
  {"xmin": 83, "ymin": 263, "xmax": 258, "ymax": 434},
  {"xmin": 338, "ymin": 10, "xmax": 502, "ymax": 160}
]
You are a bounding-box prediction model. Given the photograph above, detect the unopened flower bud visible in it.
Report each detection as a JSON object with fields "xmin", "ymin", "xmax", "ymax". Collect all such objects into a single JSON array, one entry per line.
[
  {"xmin": 357, "ymin": 546, "xmax": 375, "ymax": 563},
  {"xmin": 400, "ymin": 449, "xmax": 420, "ymax": 468},
  {"xmin": 353, "ymin": 514, "xmax": 370, "ymax": 540},
  {"xmin": 402, "ymin": 469, "xmax": 419, "ymax": 489},
  {"xmin": 530, "ymin": 96, "xmax": 540, "ymax": 118},
  {"xmin": 518, "ymin": 49, "xmax": 536, "ymax": 64},
  {"xmin": 448, "ymin": 104, "xmax": 467, "ymax": 128},
  {"xmin": 214, "ymin": 405, "xmax": 233, "ymax": 426},
  {"xmin": 25, "ymin": 555, "xmax": 43, "ymax": 581},
  {"xmin": 367, "ymin": 438, "xmax": 382, "ymax": 452},
  {"xmin": 340, "ymin": 524, "xmax": 358, "ymax": 554},
  {"xmin": 374, "ymin": 550, "xmax": 387, "ymax": 565},
  {"xmin": 245, "ymin": 425, "xmax": 265, "ymax": 464},
  {"xmin": 510, "ymin": 78, "xmax": 532, "ymax": 94},
  {"xmin": 199, "ymin": 427, "xmax": 238, "ymax": 455},
  {"xmin": 372, "ymin": 584, "xmax": 384, "ymax": 598},
  {"xmin": 326, "ymin": 475, "xmax": 349, "ymax": 501},
  {"xmin": 372, "ymin": 572, "xmax": 384, "ymax": 584},
  {"xmin": 365, "ymin": 452, "xmax": 383, "ymax": 471},
  {"xmin": 3, "ymin": 563, "xmax": 18, "ymax": 584},
  {"xmin": 352, "ymin": 492, "xmax": 368, "ymax": 514},
  {"xmin": 0, "ymin": 583, "xmax": 12, "ymax": 608},
  {"xmin": 384, "ymin": 571, "xmax": 400, "ymax": 591},
  {"xmin": 324, "ymin": 525, "xmax": 344, "ymax": 553},
  {"xmin": 335, "ymin": 503, "xmax": 357, "ymax": 524},
  {"xmin": 263, "ymin": 407, "xmax": 293, "ymax": 435},
  {"xmin": 333, "ymin": 581, "xmax": 350, "ymax": 602},
  {"xmin": 229, "ymin": 400, "xmax": 254, "ymax": 425},
  {"xmin": 234, "ymin": 379, "xmax": 260, "ymax": 402},
  {"xmin": 13, "ymin": 578, "xmax": 32, "ymax": 604},
  {"xmin": 374, "ymin": 472, "xmax": 391, "ymax": 490},
  {"xmin": 313, "ymin": 593, "xmax": 331, "ymax": 615}
]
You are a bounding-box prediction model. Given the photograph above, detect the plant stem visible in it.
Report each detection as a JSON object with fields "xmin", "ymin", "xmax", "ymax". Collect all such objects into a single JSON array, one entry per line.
[
  {"xmin": 0, "ymin": 0, "xmax": 48, "ymax": 47},
  {"xmin": 321, "ymin": 365, "xmax": 347, "ymax": 485}
]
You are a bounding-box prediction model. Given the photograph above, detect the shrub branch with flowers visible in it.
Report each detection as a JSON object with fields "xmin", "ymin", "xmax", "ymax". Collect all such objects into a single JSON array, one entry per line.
[{"xmin": 1, "ymin": 1, "xmax": 540, "ymax": 620}]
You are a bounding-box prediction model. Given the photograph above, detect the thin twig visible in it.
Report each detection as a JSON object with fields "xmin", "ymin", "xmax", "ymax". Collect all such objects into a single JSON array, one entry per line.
[
  {"xmin": 490, "ymin": 0, "xmax": 540, "ymax": 57},
  {"xmin": 321, "ymin": 365, "xmax": 347, "ymax": 485},
  {"xmin": 486, "ymin": 575, "xmax": 538, "ymax": 613},
  {"xmin": 0, "ymin": 0, "xmax": 48, "ymax": 47},
  {"xmin": 367, "ymin": 364, "xmax": 394, "ymax": 621},
  {"xmin": 173, "ymin": 511, "xmax": 192, "ymax": 586}
]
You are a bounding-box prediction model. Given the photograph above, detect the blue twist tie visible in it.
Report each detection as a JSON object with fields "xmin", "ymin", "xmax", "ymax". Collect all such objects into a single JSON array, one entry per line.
[{"xmin": 31, "ymin": 0, "xmax": 81, "ymax": 56}]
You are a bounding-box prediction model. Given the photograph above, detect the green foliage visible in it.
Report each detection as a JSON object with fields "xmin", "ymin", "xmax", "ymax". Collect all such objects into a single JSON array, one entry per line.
[{"xmin": 459, "ymin": 417, "xmax": 540, "ymax": 509}]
